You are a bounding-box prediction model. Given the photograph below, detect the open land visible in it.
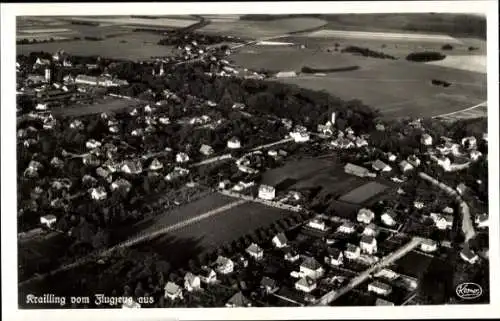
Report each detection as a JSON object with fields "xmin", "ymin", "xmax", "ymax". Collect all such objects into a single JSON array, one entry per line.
[
  {"xmin": 338, "ymin": 181, "xmax": 390, "ymax": 204},
  {"xmin": 198, "ymin": 17, "xmax": 328, "ymax": 39}
]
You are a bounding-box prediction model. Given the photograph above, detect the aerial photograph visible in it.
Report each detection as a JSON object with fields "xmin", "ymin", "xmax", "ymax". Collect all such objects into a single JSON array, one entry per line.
[{"xmin": 15, "ymin": 12, "xmax": 489, "ymax": 309}]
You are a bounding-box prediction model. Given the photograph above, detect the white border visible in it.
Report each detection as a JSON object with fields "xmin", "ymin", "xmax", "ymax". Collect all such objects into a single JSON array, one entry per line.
[{"xmin": 2, "ymin": 2, "xmax": 499, "ymax": 321}]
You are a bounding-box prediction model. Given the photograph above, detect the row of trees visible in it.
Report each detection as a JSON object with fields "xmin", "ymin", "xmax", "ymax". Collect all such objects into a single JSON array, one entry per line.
[{"xmin": 341, "ymin": 46, "xmax": 397, "ymax": 60}]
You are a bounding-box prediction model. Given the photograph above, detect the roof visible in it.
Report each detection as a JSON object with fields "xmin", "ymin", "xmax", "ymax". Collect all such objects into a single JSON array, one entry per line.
[
  {"xmin": 164, "ymin": 282, "xmax": 181, "ymax": 294},
  {"xmin": 260, "ymin": 276, "xmax": 277, "ymax": 288},
  {"xmin": 344, "ymin": 163, "xmax": 369, "ymax": 174},
  {"xmin": 184, "ymin": 272, "xmax": 198, "ymax": 284},
  {"xmin": 376, "ymin": 298, "xmax": 395, "ymax": 306},
  {"xmin": 360, "ymin": 235, "xmax": 375, "ymax": 244},
  {"xmin": 296, "ymin": 277, "xmax": 315, "ymax": 287},
  {"xmin": 199, "ymin": 266, "xmax": 215, "ymax": 277},
  {"xmin": 327, "ymin": 247, "xmax": 342, "ymax": 258},
  {"xmin": 216, "ymin": 255, "xmax": 231, "ymax": 265},
  {"xmin": 372, "ymin": 159, "xmax": 389, "ymax": 170},
  {"xmin": 301, "ymin": 257, "xmax": 322, "ymax": 270},
  {"xmin": 461, "ymin": 247, "xmax": 477, "ymax": 259},
  {"xmin": 41, "ymin": 214, "xmax": 57, "ymax": 220},
  {"xmin": 227, "ymin": 292, "xmax": 250, "ymax": 307},
  {"xmin": 246, "ymin": 243, "xmax": 263, "ymax": 254},
  {"xmin": 369, "ymin": 281, "xmax": 392, "ymax": 291},
  {"xmin": 274, "ymin": 233, "xmax": 288, "ymax": 244},
  {"xmin": 346, "ymin": 244, "xmax": 359, "ymax": 252}
]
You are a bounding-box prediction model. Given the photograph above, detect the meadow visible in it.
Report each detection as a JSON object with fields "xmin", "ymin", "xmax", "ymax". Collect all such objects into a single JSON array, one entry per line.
[{"xmin": 338, "ymin": 181, "xmax": 390, "ymax": 204}]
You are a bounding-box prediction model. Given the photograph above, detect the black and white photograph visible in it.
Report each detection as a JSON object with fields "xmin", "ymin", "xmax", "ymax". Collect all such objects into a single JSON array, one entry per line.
[{"xmin": 1, "ymin": 1, "xmax": 499, "ymax": 320}]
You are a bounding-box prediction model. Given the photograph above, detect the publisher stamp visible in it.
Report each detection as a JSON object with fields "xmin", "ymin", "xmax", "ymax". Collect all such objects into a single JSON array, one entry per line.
[{"xmin": 456, "ymin": 283, "xmax": 483, "ymax": 299}]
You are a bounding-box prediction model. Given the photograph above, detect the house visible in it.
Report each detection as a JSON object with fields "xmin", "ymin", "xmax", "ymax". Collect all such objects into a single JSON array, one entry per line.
[
  {"xmin": 355, "ymin": 137, "xmax": 368, "ymax": 148},
  {"xmin": 460, "ymin": 247, "xmax": 479, "ymax": 264},
  {"xmin": 40, "ymin": 214, "xmax": 57, "ymax": 228},
  {"xmin": 284, "ymin": 248, "xmax": 300, "ymax": 262},
  {"xmin": 307, "ymin": 218, "xmax": 328, "ymax": 231},
  {"xmin": 225, "ymin": 292, "xmax": 252, "ymax": 307},
  {"xmin": 275, "ymin": 71, "xmax": 297, "ymax": 78},
  {"xmin": 300, "ymin": 257, "xmax": 324, "ymax": 279},
  {"xmin": 414, "ymin": 201, "xmax": 425, "ymax": 209},
  {"xmin": 372, "ymin": 159, "xmax": 392, "ymax": 172},
  {"xmin": 234, "ymin": 254, "xmax": 248, "ymax": 268},
  {"xmin": 407, "ymin": 155, "xmax": 421, "ymax": 167},
  {"xmin": 332, "ymin": 137, "xmax": 355, "ymax": 149},
  {"xmin": 475, "ymin": 213, "xmax": 489, "ymax": 229},
  {"xmin": 470, "ymin": 150, "xmax": 482, "ymax": 161},
  {"xmin": 360, "ymin": 235, "xmax": 377, "ymax": 254},
  {"xmin": 443, "ymin": 206, "xmax": 454, "ymax": 214},
  {"xmin": 82, "ymin": 154, "xmax": 101, "ymax": 167},
  {"xmin": 436, "ymin": 156, "xmax": 452, "ymax": 171},
  {"xmin": 421, "ymin": 134, "xmax": 433, "ymax": 146},
  {"xmin": 399, "ymin": 160, "xmax": 414, "ymax": 172},
  {"xmin": 199, "ymin": 266, "xmax": 217, "ymax": 284},
  {"xmin": 374, "ymin": 268, "xmax": 399, "ymax": 280},
  {"xmin": 344, "ymin": 163, "xmax": 375, "ymax": 178},
  {"xmin": 381, "ymin": 211, "xmax": 397, "ymax": 227},
  {"xmin": 184, "ymin": 272, "xmax": 201, "ymax": 292},
  {"xmin": 368, "ymin": 281, "xmax": 392, "ymax": 296},
  {"xmin": 456, "ymin": 183, "xmax": 468, "ymax": 195},
  {"xmin": 317, "ymin": 124, "xmax": 334, "ymax": 136},
  {"xmin": 375, "ymin": 298, "xmax": 395, "ymax": 306},
  {"xmin": 357, "ymin": 208, "xmax": 375, "ymax": 224},
  {"xmin": 86, "ymin": 139, "xmax": 102, "ymax": 150},
  {"xmin": 218, "ymin": 179, "xmax": 231, "ymax": 190},
  {"xmin": 362, "ymin": 223, "xmax": 377, "ymax": 236},
  {"xmin": 376, "ymin": 123, "xmax": 386, "ymax": 131},
  {"xmin": 35, "ymin": 103, "xmax": 48, "ymax": 111},
  {"xmin": 34, "ymin": 57, "xmax": 51, "ymax": 67},
  {"xmin": 164, "ymin": 282, "xmax": 183, "ymax": 300},
  {"xmin": 272, "ymin": 233, "xmax": 288, "ymax": 248},
  {"xmin": 325, "ymin": 248, "xmax": 343, "ymax": 266},
  {"xmin": 227, "ymin": 137, "xmax": 241, "ymax": 149},
  {"xmin": 337, "ymin": 221, "xmax": 356, "ymax": 234},
  {"xmin": 420, "ymin": 239, "xmax": 438, "ymax": 253},
  {"xmin": 176, "ymin": 152, "xmax": 190, "ymax": 164},
  {"xmin": 215, "ymin": 256, "xmax": 234, "ymax": 274},
  {"xmin": 290, "ymin": 128, "xmax": 310, "ymax": 143},
  {"xmin": 89, "ymin": 186, "xmax": 107, "ymax": 201},
  {"xmin": 199, "ymin": 144, "xmax": 214, "ymax": 156},
  {"xmin": 111, "ymin": 178, "xmax": 132, "ymax": 193},
  {"xmin": 149, "ymin": 158, "xmax": 163, "ymax": 171},
  {"xmin": 430, "ymin": 213, "xmax": 453, "ymax": 230},
  {"xmin": 258, "ymin": 184, "xmax": 276, "ymax": 200},
  {"xmin": 295, "ymin": 277, "xmax": 317, "ymax": 293},
  {"xmin": 121, "ymin": 160, "xmax": 142, "ymax": 175},
  {"xmin": 246, "ymin": 243, "xmax": 264, "ymax": 260},
  {"xmin": 260, "ymin": 276, "xmax": 279, "ymax": 294},
  {"xmin": 461, "ymin": 136, "xmax": 477, "ymax": 150}
]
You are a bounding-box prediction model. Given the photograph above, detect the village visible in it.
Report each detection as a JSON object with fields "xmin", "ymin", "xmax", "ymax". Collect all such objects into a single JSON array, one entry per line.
[{"xmin": 16, "ymin": 31, "xmax": 489, "ymax": 309}]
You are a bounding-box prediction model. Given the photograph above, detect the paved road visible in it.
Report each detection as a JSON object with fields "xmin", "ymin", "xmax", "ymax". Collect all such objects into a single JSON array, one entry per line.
[{"xmin": 315, "ymin": 236, "xmax": 425, "ymax": 306}]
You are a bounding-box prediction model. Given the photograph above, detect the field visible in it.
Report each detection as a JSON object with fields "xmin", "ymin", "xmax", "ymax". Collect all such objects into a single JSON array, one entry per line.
[
  {"xmin": 426, "ymin": 55, "xmax": 486, "ymax": 74},
  {"xmin": 50, "ymin": 97, "xmax": 143, "ymax": 117},
  {"xmin": 198, "ymin": 17, "xmax": 327, "ymax": 39},
  {"xmin": 338, "ymin": 181, "xmax": 390, "ymax": 204},
  {"xmin": 63, "ymin": 16, "xmax": 199, "ymax": 28},
  {"xmin": 391, "ymin": 251, "xmax": 436, "ymax": 279},
  {"xmin": 17, "ymin": 32, "xmax": 175, "ymax": 61},
  {"xmin": 135, "ymin": 200, "xmax": 295, "ymax": 267},
  {"xmin": 261, "ymin": 157, "xmax": 368, "ymax": 196}
]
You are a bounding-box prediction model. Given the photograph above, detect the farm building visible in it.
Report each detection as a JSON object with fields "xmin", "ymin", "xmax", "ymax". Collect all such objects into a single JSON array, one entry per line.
[
  {"xmin": 344, "ymin": 163, "xmax": 375, "ymax": 178},
  {"xmin": 258, "ymin": 184, "xmax": 276, "ymax": 200},
  {"xmin": 275, "ymin": 71, "xmax": 297, "ymax": 78},
  {"xmin": 337, "ymin": 221, "xmax": 356, "ymax": 234}
]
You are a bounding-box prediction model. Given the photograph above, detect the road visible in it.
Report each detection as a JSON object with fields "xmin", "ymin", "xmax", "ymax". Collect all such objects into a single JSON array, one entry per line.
[
  {"xmin": 315, "ymin": 236, "xmax": 425, "ymax": 306},
  {"xmin": 418, "ymin": 172, "xmax": 476, "ymax": 242},
  {"xmin": 19, "ymin": 199, "xmax": 248, "ymax": 287}
]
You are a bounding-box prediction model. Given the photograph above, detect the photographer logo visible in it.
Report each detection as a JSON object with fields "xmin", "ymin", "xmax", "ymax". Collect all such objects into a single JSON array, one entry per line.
[{"xmin": 456, "ymin": 283, "xmax": 482, "ymax": 299}]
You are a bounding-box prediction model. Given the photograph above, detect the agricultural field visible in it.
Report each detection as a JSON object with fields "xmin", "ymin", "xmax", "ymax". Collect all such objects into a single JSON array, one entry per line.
[
  {"xmin": 198, "ymin": 17, "xmax": 327, "ymax": 39},
  {"xmin": 391, "ymin": 251, "xmax": 437, "ymax": 279},
  {"xmin": 17, "ymin": 32, "xmax": 175, "ymax": 61},
  {"xmin": 63, "ymin": 16, "xmax": 199, "ymax": 28},
  {"xmin": 136, "ymin": 201, "xmax": 295, "ymax": 266},
  {"xmin": 276, "ymin": 58, "xmax": 486, "ymax": 119},
  {"xmin": 50, "ymin": 97, "xmax": 143, "ymax": 117},
  {"xmin": 426, "ymin": 55, "xmax": 486, "ymax": 74},
  {"xmin": 338, "ymin": 181, "xmax": 390, "ymax": 204}
]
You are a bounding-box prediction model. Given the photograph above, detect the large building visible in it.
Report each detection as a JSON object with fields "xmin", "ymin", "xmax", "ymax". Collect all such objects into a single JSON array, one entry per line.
[
  {"xmin": 258, "ymin": 184, "xmax": 276, "ymax": 200},
  {"xmin": 344, "ymin": 163, "xmax": 375, "ymax": 178}
]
